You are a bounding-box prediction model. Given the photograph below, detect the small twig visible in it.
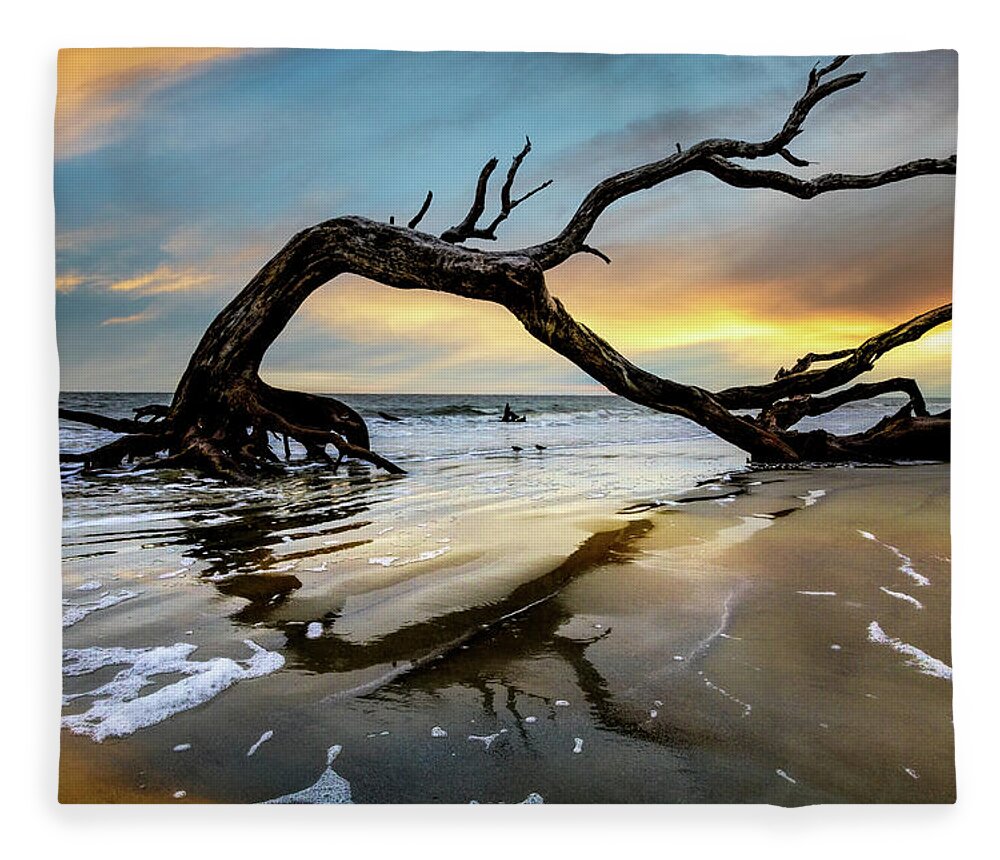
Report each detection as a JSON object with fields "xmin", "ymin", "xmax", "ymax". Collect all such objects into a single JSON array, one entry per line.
[
  {"xmin": 579, "ymin": 244, "xmax": 612, "ymax": 265},
  {"xmin": 408, "ymin": 190, "xmax": 434, "ymax": 229},
  {"xmin": 777, "ymin": 148, "xmax": 811, "ymax": 167}
]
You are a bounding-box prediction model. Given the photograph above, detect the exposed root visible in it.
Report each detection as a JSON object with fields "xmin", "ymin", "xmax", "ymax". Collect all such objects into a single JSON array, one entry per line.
[
  {"xmin": 60, "ymin": 381, "xmax": 403, "ymax": 478},
  {"xmin": 58, "ymin": 408, "xmax": 163, "ymax": 435}
]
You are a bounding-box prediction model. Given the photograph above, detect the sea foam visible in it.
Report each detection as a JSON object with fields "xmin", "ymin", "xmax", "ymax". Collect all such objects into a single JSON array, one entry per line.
[
  {"xmin": 263, "ymin": 745, "xmax": 351, "ymax": 804},
  {"xmin": 867, "ymin": 622, "xmax": 951, "ymax": 680},
  {"xmin": 857, "ymin": 530, "xmax": 930, "ymax": 586},
  {"xmin": 62, "ymin": 589, "xmax": 138, "ymax": 628},
  {"xmin": 62, "ymin": 639, "xmax": 284, "ymax": 741}
]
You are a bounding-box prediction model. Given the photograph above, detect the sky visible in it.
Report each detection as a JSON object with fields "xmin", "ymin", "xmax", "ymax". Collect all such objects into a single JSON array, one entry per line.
[{"xmin": 54, "ymin": 48, "xmax": 956, "ymax": 395}]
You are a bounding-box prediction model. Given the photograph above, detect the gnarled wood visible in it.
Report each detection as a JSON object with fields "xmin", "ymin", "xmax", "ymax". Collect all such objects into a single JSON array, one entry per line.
[{"xmin": 59, "ymin": 56, "xmax": 955, "ymax": 477}]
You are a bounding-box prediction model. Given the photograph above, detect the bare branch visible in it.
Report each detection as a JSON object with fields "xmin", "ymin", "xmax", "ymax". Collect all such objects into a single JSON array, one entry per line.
[
  {"xmin": 699, "ymin": 153, "xmax": 956, "ymax": 200},
  {"xmin": 440, "ymin": 157, "xmax": 499, "ymax": 242},
  {"xmin": 776, "ymin": 349, "xmax": 856, "ymax": 379},
  {"xmin": 441, "ymin": 138, "xmax": 552, "ymax": 243},
  {"xmin": 408, "ymin": 190, "xmax": 433, "ymax": 230},
  {"xmin": 777, "ymin": 148, "xmax": 811, "ymax": 167},
  {"xmin": 579, "ymin": 244, "xmax": 611, "ymax": 264},
  {"xmin": 517, "ymin": 57, "xmax": 954, "ymax": 270},
  {"xmin": 758, "ymin": 377, "xmax": 929, "ymax": 432},
  {"xmin": 715, "ymin": 304, "xmax": 952, "ymax": 409}
]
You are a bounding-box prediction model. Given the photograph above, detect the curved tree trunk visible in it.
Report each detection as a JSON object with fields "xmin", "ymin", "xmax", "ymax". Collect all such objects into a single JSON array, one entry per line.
[{"xmin": 60, "ymin": 56, "xmax": 955, "ymax": 478}]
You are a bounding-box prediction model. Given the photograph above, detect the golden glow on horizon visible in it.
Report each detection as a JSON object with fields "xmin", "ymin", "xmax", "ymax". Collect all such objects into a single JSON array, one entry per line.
[{"xmin": 261, "ymin": 274, "xmax": 951, "ymax": 395}]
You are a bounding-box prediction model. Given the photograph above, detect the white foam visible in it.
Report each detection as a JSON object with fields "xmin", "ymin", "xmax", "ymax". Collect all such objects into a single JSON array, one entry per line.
[
  {"xmin": 701, "ymin": 676, "xmax": 752, "ymax": 717},
  {"xmin": 867, "ymin": 621, "xmax": 952, "ymax": 680},
  {"xmin": 799, "ymin": 489, "xmax": 827, "ymax": 507},
  {"xmin": 247, "ymin": 729, "xmax": 274, "ymax": 756},
  {"xmin": 415, "ymin": 548, "xmax": 450, "ymax": 562},
  {"xmin": 776, "ymin": 769, "xmax": 797, "ymax": 784},
  {"xmin": 856, "ymin": 530, "xmax": 930, "ymax": 586},
  {"xmin": 305, "ymin": 622, "xmax": 323, "ymax": 639},
  {"xmin": 366, "ymin": 547, "xmax": 451, "ymax": 568},
  {"xmin": 62, "ymin": 639, "xmax": 284, "ymax": 741},
  {"xmin": 76, "ymin": 580, "xmax": 103, "ymax": 592},
  {"xmin": 431, "ymin": 726, "xmax": 448, "ymax": 738},
  {"xmin": 554, "ymin": 700, "xmax": 570, "ymax": 707},
  {"xmin": 469, "ymin": 792, "xmax": 545, "ymax": 805},
  {"xmin": 649, "ymin": 709, "xmax": 658, "ymax": 719},
  {"xmin": 468, "ymin": 730, "xmax": 507, "ymax": 750},
  {"xmin": 173, "ymin": 790, "xmax": 187, "ymax": 799},
  {"xmin": 879, "ymin": 586, "xmax": 924, "ymax": 609},
  {"xmin": 523, "ymin": 716, "xmax": 537, "ymax": 724},
  {"xmin": 173, "ymin": 743, "xmax": 191, "ymax": 752},
  {"xmin": 572, "ymin": 737, "xmax": 584, "ymax": 754},
  {"xmin": 797, "ymin": 591, "xmax": 837, "ymax": 596},
  {"xmin": 263, "ymin": 745, "xmax": 351, "ymax": 804},
  {"xmin": 830, "ymin": 644, "xmax": 842, "ymax": 651},
  {"xmin": 62, "ymin": 589, "xmax": 139, "ymax": 628},
  {"xmin": 903, "ymin": 767, "xmax": 920, "ymax": 780}
]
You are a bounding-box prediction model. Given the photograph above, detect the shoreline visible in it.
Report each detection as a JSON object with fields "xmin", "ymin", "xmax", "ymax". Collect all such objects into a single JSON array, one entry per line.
[{"xmin": 60, "ymin": 461, "xmax": 952, "ymax": 804}]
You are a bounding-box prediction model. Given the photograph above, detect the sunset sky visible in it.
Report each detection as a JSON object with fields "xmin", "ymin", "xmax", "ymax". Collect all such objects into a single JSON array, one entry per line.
[{"xmin": 55, "ymin": 48, "xmax": 956, "ymax": 395}]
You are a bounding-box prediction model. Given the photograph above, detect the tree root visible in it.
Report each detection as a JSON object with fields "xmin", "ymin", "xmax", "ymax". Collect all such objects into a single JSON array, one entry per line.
[{"xmin": 59, "ymin": 380, "xmax": 403, "ymax": 478}]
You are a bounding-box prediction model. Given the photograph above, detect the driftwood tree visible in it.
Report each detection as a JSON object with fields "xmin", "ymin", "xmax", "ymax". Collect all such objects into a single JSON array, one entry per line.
[{"xmin": 61, "ymin": 57, "xmax": 955, "ymax": 480}]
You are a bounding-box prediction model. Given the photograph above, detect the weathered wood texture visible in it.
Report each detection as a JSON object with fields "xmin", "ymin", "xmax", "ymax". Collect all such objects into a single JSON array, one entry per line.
[{"xmin": 60, "ymin": 56, "xmax": 955, "ymax": 477}]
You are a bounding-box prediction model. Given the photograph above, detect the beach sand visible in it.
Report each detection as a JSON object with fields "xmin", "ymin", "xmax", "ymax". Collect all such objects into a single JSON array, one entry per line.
[{"xmin": 60, "ymin": 463, "xmax": 952, "ymax": 804}]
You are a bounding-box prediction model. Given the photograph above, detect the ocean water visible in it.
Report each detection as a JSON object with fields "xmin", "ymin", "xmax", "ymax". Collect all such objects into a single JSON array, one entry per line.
[{"xmin": 58, "ymin": 393, "xmax": 953, "ymax": 804}]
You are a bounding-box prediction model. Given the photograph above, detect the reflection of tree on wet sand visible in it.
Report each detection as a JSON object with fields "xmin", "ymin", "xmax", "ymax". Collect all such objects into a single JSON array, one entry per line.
[
  {"xmin": 166, "ymin": 468, "xmax": 387, "ymax": 622},
  {"xmin": 185, "ymin": 470, "xmax": 829, "ymax": 796},
  {"xmin": 277, "ymin": 519, "xmax": 652, "ymax": 679}
]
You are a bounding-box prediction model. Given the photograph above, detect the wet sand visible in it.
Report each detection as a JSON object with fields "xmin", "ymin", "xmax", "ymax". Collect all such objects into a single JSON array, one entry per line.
[{"xmin": 60, "ymin": 463, "xmax": 952, "ymax": 805}]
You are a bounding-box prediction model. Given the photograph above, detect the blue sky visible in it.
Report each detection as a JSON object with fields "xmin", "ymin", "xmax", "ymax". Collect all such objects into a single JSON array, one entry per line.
[{"xmin": 55, "ymin": 48, "xmax": 956, "ymax": 394}]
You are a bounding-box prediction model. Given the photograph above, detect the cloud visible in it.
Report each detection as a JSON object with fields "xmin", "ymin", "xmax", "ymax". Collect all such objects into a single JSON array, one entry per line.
[
  {"xmin": 105, "ymin": 264, "xmax": 213, "ymax": 296},
  {"xmin": 56, "ymin": 48, "xmax": 257, "ymax": 160},
  {"xmin": 56, "ymin": 273, "xmax": 86, "ymax": 293},
  {"xmin": 54, "ymin": 50, "xmax": 955, "ymax": 396},
  {"xmin": 100, "ymin": 309, "xmax": 158, "ymax": 327}
]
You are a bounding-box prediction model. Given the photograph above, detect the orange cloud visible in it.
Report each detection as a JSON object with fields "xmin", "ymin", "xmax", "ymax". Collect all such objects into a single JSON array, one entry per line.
[
  {"xmin": 56, "ymin": 48, "xmax": 256, "ymax": 159},
  {"xmin": 56, "ymin": 273, "xmax": 86, "ymax": 293},
  {"xmin": 101, "ymin": 309, "xmax": 158, "ymax": 327},
  {"xmin": 106, "ymin": 264, "xmax": 212, "ymax": 295}
]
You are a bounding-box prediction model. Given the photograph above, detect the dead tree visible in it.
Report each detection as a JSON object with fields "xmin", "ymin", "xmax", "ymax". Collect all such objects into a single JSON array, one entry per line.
[{"xmin": 61, "ymin": 57, "xmax": 955, "ymax": 479}]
